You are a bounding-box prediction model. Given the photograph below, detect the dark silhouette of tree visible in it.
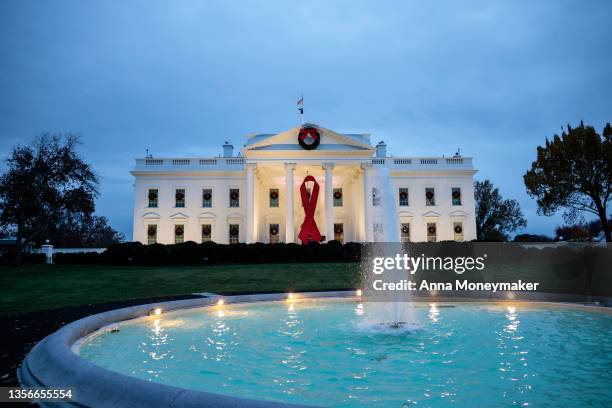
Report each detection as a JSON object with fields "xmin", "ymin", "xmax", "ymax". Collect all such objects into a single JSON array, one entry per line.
[
  {"xmin": 0, "ymin": 134, "xmax": 98, "ymax": 263},
  {"xmin": 513, "ymin": 234, "xmax": 553, "ymax": 242},
  {"xmin": 474, "ymin": 180, "xmax": 527, "ymax": 241},
  {"xmin": 47, "ymin": 215, "xmax": 124, "ymax": 248},
  {"xmin": 524, "ymin": 122, "xmax": 611, "ymax": 242}
]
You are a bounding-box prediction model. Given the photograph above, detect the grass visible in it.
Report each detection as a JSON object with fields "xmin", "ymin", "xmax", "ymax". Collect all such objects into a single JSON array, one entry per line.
[{"xmin": 0, "ymin": 263, "xmax": 360, "ymax": 315}]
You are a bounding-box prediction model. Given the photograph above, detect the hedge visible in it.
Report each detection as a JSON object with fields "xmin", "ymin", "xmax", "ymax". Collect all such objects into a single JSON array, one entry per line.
[{"xmin": 52, "ymin": 241, "xmax": 362, "ymax": 266}]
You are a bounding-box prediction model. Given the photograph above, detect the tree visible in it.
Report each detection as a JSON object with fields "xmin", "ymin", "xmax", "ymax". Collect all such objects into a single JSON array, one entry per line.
[
  {"xmin": 513, "ymin": 233, "xmax": 553, "ymax": 243},
  {"xmin": 0, "ymin": 134, "xmax": 98, "ymax": 263},
  {"xmin": 555, "ymin": 224, "xmax": 592, "ymax": 242},
  {"xmin": 524, "ymin": 122, "xmax": 612, "ymax": 242},
  {"xmin": 474, "ymin": 180, "xmax": 527, "ymax": 241},
  {"xmin": 47, "ymin": 215, "xmax": 124, "ymax": 248}
]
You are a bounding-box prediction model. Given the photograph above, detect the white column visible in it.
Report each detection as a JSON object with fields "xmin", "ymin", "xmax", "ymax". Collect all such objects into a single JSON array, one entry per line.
[
  {"xmin": 246, "ymin": 163, "xmax": 256, "ymax": 243},
  {"xmin": 323, "ymin": 163, "xmax": 335, "ymax": 241},
  {"xmin": 361, "ymin": 162, "xmax": 373, "ymax": 242},
  {"xmin": 284, "ymin": 163, "xmax": 296, "ymax": 243}
]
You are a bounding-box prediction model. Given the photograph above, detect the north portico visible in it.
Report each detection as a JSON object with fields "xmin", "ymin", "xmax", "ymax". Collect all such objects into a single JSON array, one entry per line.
[{"xmin": 131, "ymin": 124, "xmax": 477, "ymax": 244}]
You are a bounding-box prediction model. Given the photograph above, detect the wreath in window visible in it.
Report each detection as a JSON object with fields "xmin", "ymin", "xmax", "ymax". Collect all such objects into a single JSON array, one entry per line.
[
  {"xmin": 452, "ymin": 190, "xmax": 461, "ymax": 199},
  {"xmin": 428, "ymin": 225, "xmax": 436, "ymax": 234},
  {"xmin": 202, "ymin": 225, "xmax": 211, "ymax": 236},
  {"xmin": 270, "ymin": 191, "xmax": 279, "ymax": 200},
  {"xmin": 454, "ymin": 225, "xmax": 463, "ymax": 234},
  {"xmin": 399, "ymin": 191, "xmax": 408, "ymax": 200},
  {"xmin": 230, "ymin": 226, "xmax": 239, "ymax": 236},
  {"xmin": 148, "ymin": 190, "xmax": 158, "ymax": 200},
  {"xmin": 401, "ymin": 225, "xmax": 410, "ymax": 234},
  {"xmin": 426, "ymin": 191, "xmax": 434, "ymax": 200},
  {"xmin": 175, "ymin": 225, "xmax": 184, "ymax": 235},
  {"xmin": 270, "ymin": 226, "xmax": 279, "ymax": 236},
  {"xmin": 334, "ymin": 225, "xmax": 343, "ymax": 235},
  {"xmin": 333, "ymin": 190, "xmax": 342, "ymax": 200},
  {"xmin": 175, "ymin": 191, "xmax": 185, "ymax": 201},
  {"xmin": 230, "ymin": 191, "xmax": 239, "ymax": 200},
  {"xmin": 147, "ymin": 226, "xmax": 156, "ymax": 236},
  {"xmin": 203, "ymin": 192, "xmax": 212, "ymax": 201}
]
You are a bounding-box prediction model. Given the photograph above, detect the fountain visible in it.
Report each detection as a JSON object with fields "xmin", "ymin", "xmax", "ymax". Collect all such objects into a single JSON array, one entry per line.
[{"xmin": 360, "ymin": 167, "xmax": 418, "ymax": 330}]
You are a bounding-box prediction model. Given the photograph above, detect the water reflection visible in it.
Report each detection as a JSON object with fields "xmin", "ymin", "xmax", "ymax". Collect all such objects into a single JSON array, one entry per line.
[{"xmin": 429, "ymin": 303, "xmax": 440, "ymax": 323}]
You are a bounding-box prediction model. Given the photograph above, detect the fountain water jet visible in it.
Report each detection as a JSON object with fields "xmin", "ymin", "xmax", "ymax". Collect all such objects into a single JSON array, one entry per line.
[{"xmin": 360, "ymin": 167, "xmax": 419, "ymax": 331}]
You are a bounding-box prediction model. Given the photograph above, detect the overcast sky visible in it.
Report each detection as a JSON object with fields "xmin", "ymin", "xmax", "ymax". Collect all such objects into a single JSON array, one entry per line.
[{"xmin": 1, "ymin": 0, "xmax": 611, "ymax": 240}]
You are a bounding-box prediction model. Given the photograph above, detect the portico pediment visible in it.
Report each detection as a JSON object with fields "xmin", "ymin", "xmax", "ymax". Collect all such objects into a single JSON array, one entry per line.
[{"xmin": 243, "ymin": 124, "xmax": 374, "ymax": 157}]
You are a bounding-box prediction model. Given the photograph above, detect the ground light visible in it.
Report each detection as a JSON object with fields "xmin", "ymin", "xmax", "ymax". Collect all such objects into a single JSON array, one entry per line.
[
  {"xmin": 356, "ymin": 289, "xmax": 362, "ymax": 297},
  {"xmin": 149, "ymin": 307, "xmax": 162, "ymax": 316}
]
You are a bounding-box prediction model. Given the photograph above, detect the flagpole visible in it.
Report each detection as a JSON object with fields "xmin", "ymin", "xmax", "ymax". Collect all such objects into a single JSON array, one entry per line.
[{"xmin": 298, "ymin": 94, "xmax": 304, "ymax": 125}]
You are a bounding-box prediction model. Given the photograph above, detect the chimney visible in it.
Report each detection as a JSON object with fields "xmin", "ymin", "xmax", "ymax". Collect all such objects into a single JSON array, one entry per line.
[
  {"xmin": 222, "ymin": 141, "xmax": 234, "ymax": 158},
  {"xmin": 375, "ymin": 141, "xmax": 387, "ymax": 158}
]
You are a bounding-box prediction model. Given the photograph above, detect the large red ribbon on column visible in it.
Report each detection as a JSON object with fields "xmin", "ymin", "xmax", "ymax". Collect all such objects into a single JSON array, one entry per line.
[{"xmin": 298, "ymin": 175, "xmax": 322, "ymax": 244}]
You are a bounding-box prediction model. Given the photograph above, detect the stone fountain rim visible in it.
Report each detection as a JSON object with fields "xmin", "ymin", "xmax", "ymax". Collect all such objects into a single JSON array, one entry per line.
[{"xmin": 18, "ymin": 290, "xmax": 611, "ymax": 408}]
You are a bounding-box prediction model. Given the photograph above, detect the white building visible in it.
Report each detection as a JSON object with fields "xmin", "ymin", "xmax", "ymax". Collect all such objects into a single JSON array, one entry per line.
[{"xmin": 131, "ymin": 124, "xmax": 477, "ymax": 245}]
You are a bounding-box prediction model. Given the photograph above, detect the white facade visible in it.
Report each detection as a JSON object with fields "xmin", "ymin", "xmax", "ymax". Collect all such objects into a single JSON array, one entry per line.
[{"xmin": 131, "ymin": 125, "xmax": 477, "ymax": 244}]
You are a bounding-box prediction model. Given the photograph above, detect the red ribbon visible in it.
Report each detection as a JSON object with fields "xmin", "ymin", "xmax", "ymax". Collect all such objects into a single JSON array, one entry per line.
[{"xmin": 298, "ymin": 175, "xmax": 322, "ymax": 244}]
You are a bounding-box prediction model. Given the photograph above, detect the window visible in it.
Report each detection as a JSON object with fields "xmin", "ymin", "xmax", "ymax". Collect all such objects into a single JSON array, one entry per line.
[
  {"xmin": 401, "ymin": 223, "xmax": 410, "ymax": 243},
  {"xmin": 373, "ymin": 223, "xmax": 383, "ymax": 241},
  {"xmin": 269, "ymin": 189, "xmax": 279, "ymax": 208},
  {"xmin": 454, "ymin": 222, "xmax": 464, "ymax": 241},
  {"xmin": 201, "ymin": 224, "xmax": 212, "ymax": 243},
  {"xmin": 202, "ymin": 189, "xmax": 212, "ymax": 208},
  {"xmin": 229, "ymin": 224, "xmax": 239, "ymax": 244},
  {"xmin": 175, "ymin": 188, "xmax": 185, "ymax": 208},
  {"xmin": 147, "ymin": 189, "xmax": 158, "ymax": 208},
  {"xmin": 174, "ymin": 224, "xmax": 184, "ymax": 244},
  {"xmin": 333, "ymin": 223, "xmax": 344, "ymax": 243},
  {"xmin": 333, "ymin": 188, "xmax": 343, "ymax": 207},
  {"xmin": 425, "ymin": 188, "xmax": 435, "ymax": 206},
  {"xmin": 427, "ymin": 223, "xmax": 437, "ymax": 242},
  {"xmin": 372, "ymin": 188, "xmax": 380, "ymax": 206},
  {"xmin": 452, "ymin": 187, "xmax": 462, "ymax": 206},
  {"xmin": 229, "ymin": 189, "xmax": 240, "ymax": 208},
  {"xmin": 269, "ymin": 223, "xmax": 280, "ymax": 244},
  {"xmin": 399, "ymin": 188, "xmax": 409, "ymax": 206},
  {"xmin": 147, "ymin": 224, "xmax": 157, "ymax": 245}
]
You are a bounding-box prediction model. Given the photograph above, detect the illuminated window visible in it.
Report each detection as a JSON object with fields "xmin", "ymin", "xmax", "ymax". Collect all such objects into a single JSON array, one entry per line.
[
  {"xmin": 452, "ymin": 188, "xmax": 462, "ymax": 206},
  {"xmin": 269, "ymin": 189, "xmax": 279, "ymax": 208},
  {"xmin": 333, "ymin": 223, "xmax": 344, "ymax": 243},
  {"xmin": 453, "ymin": 222, "xmax": 464, "ymax": 241},
  {"xmin": 174, "ymin": 224, "xmax": 184, "ymax": 244},
  {"xmin": 147, "ymin": 189, "xmax": 158, "ymax": 208},
  {"xmin": 427, "ymin": 223, "xmax": 437, "ymax": 242},
  {"xmin": 175, "ymin": 188, "xmax": 185, "ymax": 208},
  {"xmin": 425, "ymin": 188, "xmax": 435, "ymax": 206},
  {"xmin": 399, "ymin": 188, "xmax": 409, "ymax": 206},
  {"xmin": 229, "ymin": 224, "xmax": 239, "ymax": 244},
  {"xmin": 269, "ymin": 223, "xmax": 280, "ymax": 243},
  {"xmin": 202, "ymin": 189, "xmax": 212, "ymax": 208},
  {"xmin": 147, "ymin": 224, "xmax": 157, "ymax": 245},
  {"xmin": 229, "ymin": 189, "xmax": 240, "ymax": 208},
  {"xmin": 372, "ymin": 188, "xmax": 380, "ymax": 206},
  {"xmin": 401, "ymin": 223, "xmax": 410, "ymax": 243},
  {"xmin": 333, "ymin": 188, "xmax": 343, "ymax": 207},
  {"xmin": 201, "ymin": 224, "xmax": 212, "ymax": 242}
]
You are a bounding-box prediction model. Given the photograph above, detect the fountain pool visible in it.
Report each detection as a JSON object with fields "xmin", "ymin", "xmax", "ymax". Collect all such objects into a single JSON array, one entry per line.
[{"xmin": 76, "ymin": 298, "xmax": 612, "ymax": 407}]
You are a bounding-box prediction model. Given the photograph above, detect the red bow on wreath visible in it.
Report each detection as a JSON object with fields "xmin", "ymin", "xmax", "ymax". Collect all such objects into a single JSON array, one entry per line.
[{"xmin": 298, "ymin": 175, "xmax": 322, "ymax": 244}]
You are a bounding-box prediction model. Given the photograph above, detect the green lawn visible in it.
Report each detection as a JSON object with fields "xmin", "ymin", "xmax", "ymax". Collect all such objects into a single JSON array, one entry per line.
[{"xmin": 0, "ymin": 263, "xmax": 360, "ymax": 315}]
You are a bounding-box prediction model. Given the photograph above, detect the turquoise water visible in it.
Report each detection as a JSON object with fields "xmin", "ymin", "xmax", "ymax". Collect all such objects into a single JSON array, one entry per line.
[{"xmin": 79, "ymin": 299, "xmax": 612, "ymax": 407}]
